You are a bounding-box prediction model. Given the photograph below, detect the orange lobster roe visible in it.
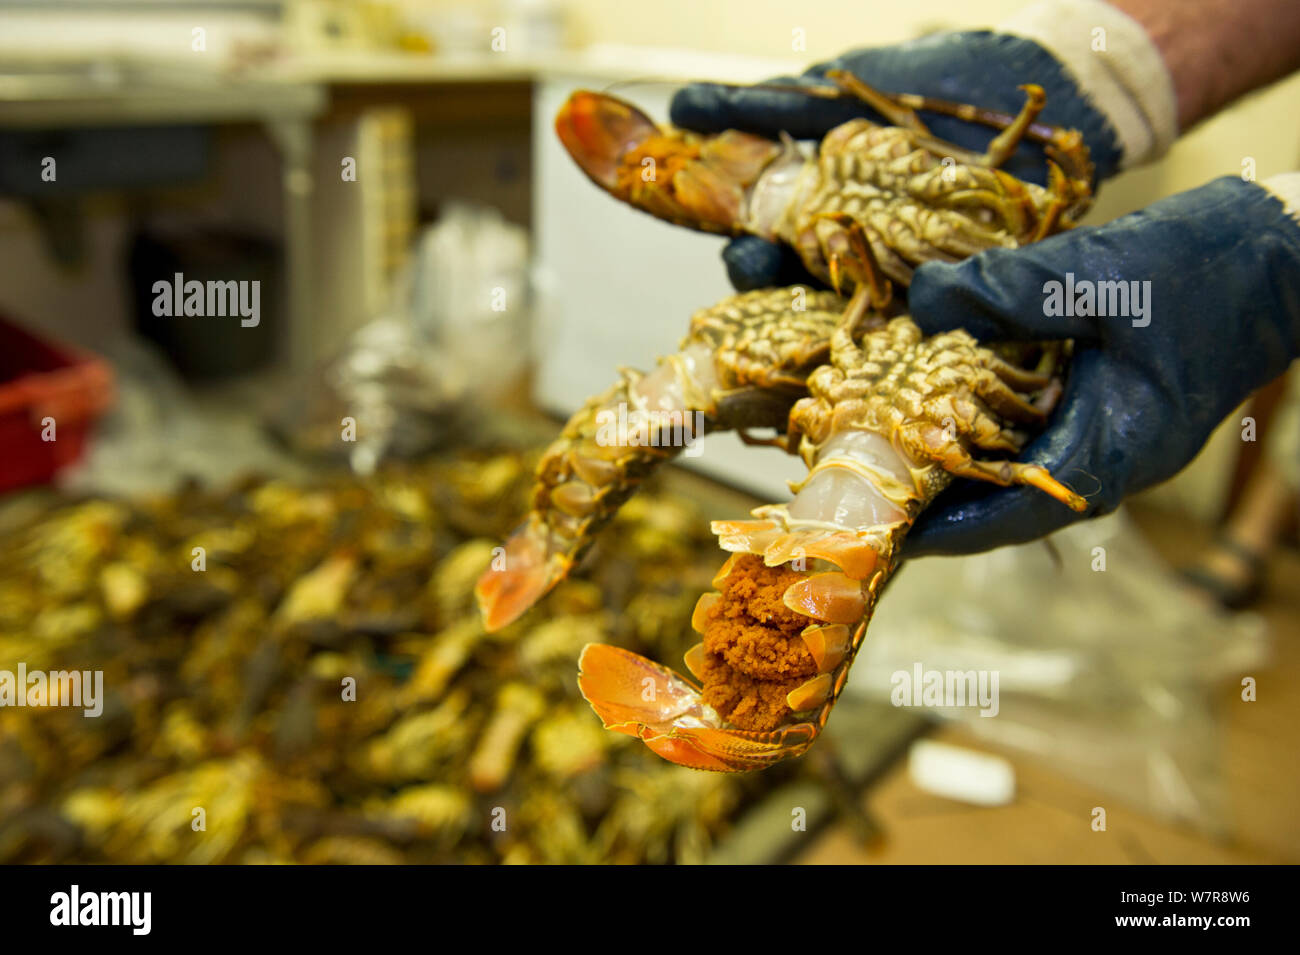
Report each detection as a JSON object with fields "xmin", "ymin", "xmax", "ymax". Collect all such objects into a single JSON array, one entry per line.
[
  {"xmin": 615, "ymin": 135, "xmax": 700, "ymax": 197},
  {"xmin": 699, "ymin": 554, "xmax": 817, "ymax": 732}
]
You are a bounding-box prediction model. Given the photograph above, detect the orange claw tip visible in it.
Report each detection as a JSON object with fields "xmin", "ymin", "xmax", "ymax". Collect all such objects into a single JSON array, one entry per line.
[
  {"xmin": 474, "ymin": 565, "xmax": 550, "ymax": 632},
  {"xmin": 783, "ymin": 572, "xmax": 866, "ymax": 624},
  {"xmin": 474, "ymin": 520, "xmax": 566, "ymax": 632},
  {"xmin": 1021, "ymin": 465, "xmax": 1089, "ymax": 512},
  {"xmin": 555, "ymin": 90, "xmax": 658, "ymax": 190}
]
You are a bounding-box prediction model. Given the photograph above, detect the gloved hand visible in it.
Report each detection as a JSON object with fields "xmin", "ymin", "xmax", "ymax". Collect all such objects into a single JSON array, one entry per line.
[
  {"xmin": 903, "ymin": 175, "xmax": 1300, "ymax": 555},
  {"xmin": 670, "ymin": 2, "xmax": 1176, "ymax": 289}
]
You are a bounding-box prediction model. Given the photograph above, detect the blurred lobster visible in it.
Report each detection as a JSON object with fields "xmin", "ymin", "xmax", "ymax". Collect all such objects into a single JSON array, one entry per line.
[{"xmin": 476, "ymin": 75, "xmax": 1095, "ymax": 770}]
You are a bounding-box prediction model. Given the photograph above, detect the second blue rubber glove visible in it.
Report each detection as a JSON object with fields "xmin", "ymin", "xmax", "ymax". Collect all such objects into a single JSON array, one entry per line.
[{"xmin": 903, "ymin": 176, "xmax": 1300, "ymax": 555}]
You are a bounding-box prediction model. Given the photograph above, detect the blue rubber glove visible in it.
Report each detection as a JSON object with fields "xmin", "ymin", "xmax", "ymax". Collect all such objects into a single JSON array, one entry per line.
[
  {"xmin": 670, "ymin": 31, "xmax": 1124, "ymax": 291},
  {"xmin": 903, "ymin": 176, "xmax": 1300, "ymax": 555}
]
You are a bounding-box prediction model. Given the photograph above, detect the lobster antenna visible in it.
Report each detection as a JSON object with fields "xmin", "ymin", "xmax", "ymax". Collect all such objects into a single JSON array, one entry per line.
[
  {"xmin": 597, "ymin": 78, "xmax": 1059, "ymax": 147},
  {"xmin": 707, "ymin": 80, "xmax": 1074, "ymax": 152},
  {"xmin": 600, "ymin": 76, "xmax": 703, "ymax": 96}
]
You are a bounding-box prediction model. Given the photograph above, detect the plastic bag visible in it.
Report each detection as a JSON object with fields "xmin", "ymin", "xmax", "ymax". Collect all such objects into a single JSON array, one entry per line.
[
  {"xmin": 271, "ymin": 202, "xmax": 532, "ymax": 472},
  {"xmin": 409, "ymin": 201, "xmax": 530, "ymax": 403}
]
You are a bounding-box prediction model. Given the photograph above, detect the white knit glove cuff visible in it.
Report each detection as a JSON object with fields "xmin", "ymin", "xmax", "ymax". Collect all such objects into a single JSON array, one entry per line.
[
  {"xmin": 1261, "ymin": 172, "xmax": 1300, "ymax": 229},
  {"xmin": 999, "ymin": 0, "xmax": 1178, "ymax": 169}
]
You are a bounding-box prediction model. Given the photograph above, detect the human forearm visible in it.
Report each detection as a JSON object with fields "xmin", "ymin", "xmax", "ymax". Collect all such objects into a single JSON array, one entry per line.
[{"xmin": 1108, "ymin": 0, "xmax": 1300, "ymax": 129}]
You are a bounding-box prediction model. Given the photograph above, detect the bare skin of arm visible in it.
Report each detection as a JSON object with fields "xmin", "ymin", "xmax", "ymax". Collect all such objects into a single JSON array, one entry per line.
[{"xmin": 1110, "ymin": 0, "xmax": 1300, "ymax": 130}]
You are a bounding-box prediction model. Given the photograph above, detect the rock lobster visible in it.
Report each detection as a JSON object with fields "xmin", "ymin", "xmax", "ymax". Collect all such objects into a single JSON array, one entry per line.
[
  {"xmin": 476, "ymin": 75, "xmax": 1094, "ymax": 771},
  {"xmin": 553, "ymin": 71, "xmax": 1093, "ymax": 287}
]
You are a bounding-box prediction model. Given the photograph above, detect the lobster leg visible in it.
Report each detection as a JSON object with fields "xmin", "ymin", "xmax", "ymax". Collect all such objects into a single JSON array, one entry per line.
[
  {"xmin": 813, "ymin": 211, "xmax": 894, "ymax": 308},
  {"xmin": 798, "ymin": 76, "xmax": 1093, "ymax": 239},
  {"xmin": 823, "ymin": 73, "xmax": 1046, "ymax": 172},
  {"xmin": 980, "ymin": 85, "xmax": 1047, "ymax": 169},
  {"xmin": 1028, "ymin": 161, "xmax": 1077, "ymax": 241},
  {"xmin": 821, "ymin": 76, "xmax": 1079, "ymax": 245},
  {"xmin": 811, "ymin": 73, "xmax": 1093, "ymax": 190},
  {"xmin": 822, "ymin": 68, "xmax": 933, "ymax": 136}
]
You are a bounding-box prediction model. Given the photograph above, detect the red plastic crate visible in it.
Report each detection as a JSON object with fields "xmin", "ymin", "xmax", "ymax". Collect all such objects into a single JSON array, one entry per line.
[{"xmin": 0, "ymin": 316, "xmax": 114, "ymax": 493}]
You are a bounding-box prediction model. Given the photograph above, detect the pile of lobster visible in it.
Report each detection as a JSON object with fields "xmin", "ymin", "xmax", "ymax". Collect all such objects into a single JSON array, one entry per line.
[{"xmin": 477, "ymin": 73, "xmax": 1093, "ymax": 772}]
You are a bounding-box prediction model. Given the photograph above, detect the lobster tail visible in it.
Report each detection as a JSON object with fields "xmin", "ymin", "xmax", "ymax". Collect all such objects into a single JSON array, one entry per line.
[
  {"xmin": 575, "ymin": 515, "xmax": 900, "ymax": 772},
  {"xmin": 476, "ymin": 376, "xmax": 688, "ymax": 631},
  {"xmin": 475, "ymin": 513, "xmax": 572, "ymax": 632}
]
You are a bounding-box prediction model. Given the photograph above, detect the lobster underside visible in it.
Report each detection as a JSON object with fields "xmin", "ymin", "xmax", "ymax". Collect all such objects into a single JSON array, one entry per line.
[{"xmin": 575, "ymin": 285, "xmax": 1086, "ymax": 771}]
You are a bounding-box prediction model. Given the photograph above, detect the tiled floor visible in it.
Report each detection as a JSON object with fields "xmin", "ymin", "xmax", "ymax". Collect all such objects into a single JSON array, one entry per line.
[{"xmin": 797, "ymin": 505, "xmax": 1300, "ymax": 865}]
